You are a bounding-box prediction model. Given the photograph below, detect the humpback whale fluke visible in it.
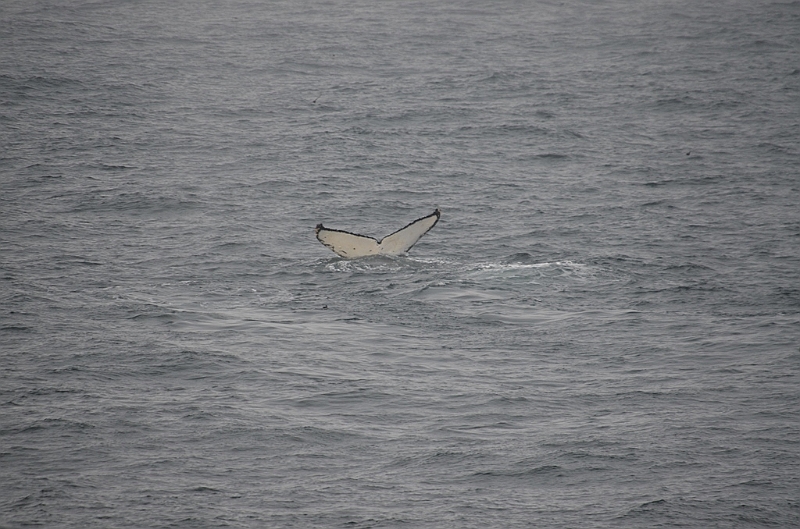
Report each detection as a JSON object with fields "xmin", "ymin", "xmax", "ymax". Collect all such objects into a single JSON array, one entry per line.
[{"xmin": 315, "ymin": 209, "xmax": 440, "ymax": 258}]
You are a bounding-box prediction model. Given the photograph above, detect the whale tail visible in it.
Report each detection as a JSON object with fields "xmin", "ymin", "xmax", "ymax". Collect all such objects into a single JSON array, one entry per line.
[{"xmin": 316, "ymin": 209, "xmax": 440, "ymax": 258}]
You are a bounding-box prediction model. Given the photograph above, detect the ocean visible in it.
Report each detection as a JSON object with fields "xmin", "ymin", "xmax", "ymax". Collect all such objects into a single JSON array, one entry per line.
[{"xmin": 1, "ymin": 0, "xmax": 799, "ymax": 527}]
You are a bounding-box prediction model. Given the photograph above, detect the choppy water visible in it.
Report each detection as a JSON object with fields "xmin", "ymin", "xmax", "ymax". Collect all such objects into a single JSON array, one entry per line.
[{"xmin": 2, "ymin": 1, "xmax": 799, "ymax": 527}]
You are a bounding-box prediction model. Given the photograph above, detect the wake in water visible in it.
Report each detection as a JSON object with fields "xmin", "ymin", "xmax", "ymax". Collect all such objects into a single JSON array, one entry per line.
[{"xmin": 320, "ymin": 253, "xmax": 597, "ymax": 283}]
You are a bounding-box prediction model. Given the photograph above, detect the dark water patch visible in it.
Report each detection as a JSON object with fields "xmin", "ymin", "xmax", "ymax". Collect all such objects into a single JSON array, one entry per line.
[
  {"xmin": 98, "ymin": 164, "xmax": 135, "ymax": 171},
  {"xmin": 663, "ymin": 262, "xmax": 715, "ymax": 272},
  {"xmin": 1, "ymin": 324, "xmax": 33, "ymax": 333},
  {"xmin": 13, "ymin": 417, "xmax": 97, "ymax": 435},
  {"xmin": 67, "ymin": 191, "xmax": 204, "ymax": 216},
  {"xmin": 474, "ymin": 464, "xmax": 565, "ymax": 480},
  {"xmin": 50, "ymin": 255, "xmax": 104, "ymax": 268},
  {"xmin": 131, "ymin": 348, "xmax": 243, "ymax": 379},
  {"xmin": 502, "ymin": 252, "xmax": 537, "ymax": 264}
]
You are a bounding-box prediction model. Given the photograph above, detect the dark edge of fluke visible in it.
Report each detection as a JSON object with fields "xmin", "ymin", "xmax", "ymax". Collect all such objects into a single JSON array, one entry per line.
[
  {"xmin": 380, "ymin": 208, "xmax": 440, "ymax": 243},
  {"xmin": 315, "ymin": 208, "xmax": 440, "ymax": 244}
]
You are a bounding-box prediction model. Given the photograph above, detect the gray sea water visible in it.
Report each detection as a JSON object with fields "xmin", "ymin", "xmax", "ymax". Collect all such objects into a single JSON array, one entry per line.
[{"xmin": 2, "ymin": 1, "xmax": 799, "ymax": 527}]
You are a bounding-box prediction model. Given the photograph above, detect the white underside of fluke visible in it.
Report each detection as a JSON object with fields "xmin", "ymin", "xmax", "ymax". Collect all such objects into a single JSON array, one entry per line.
[{"xmin": 315, "ymin": 209, "xmax": 440, "ymax": 258}]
